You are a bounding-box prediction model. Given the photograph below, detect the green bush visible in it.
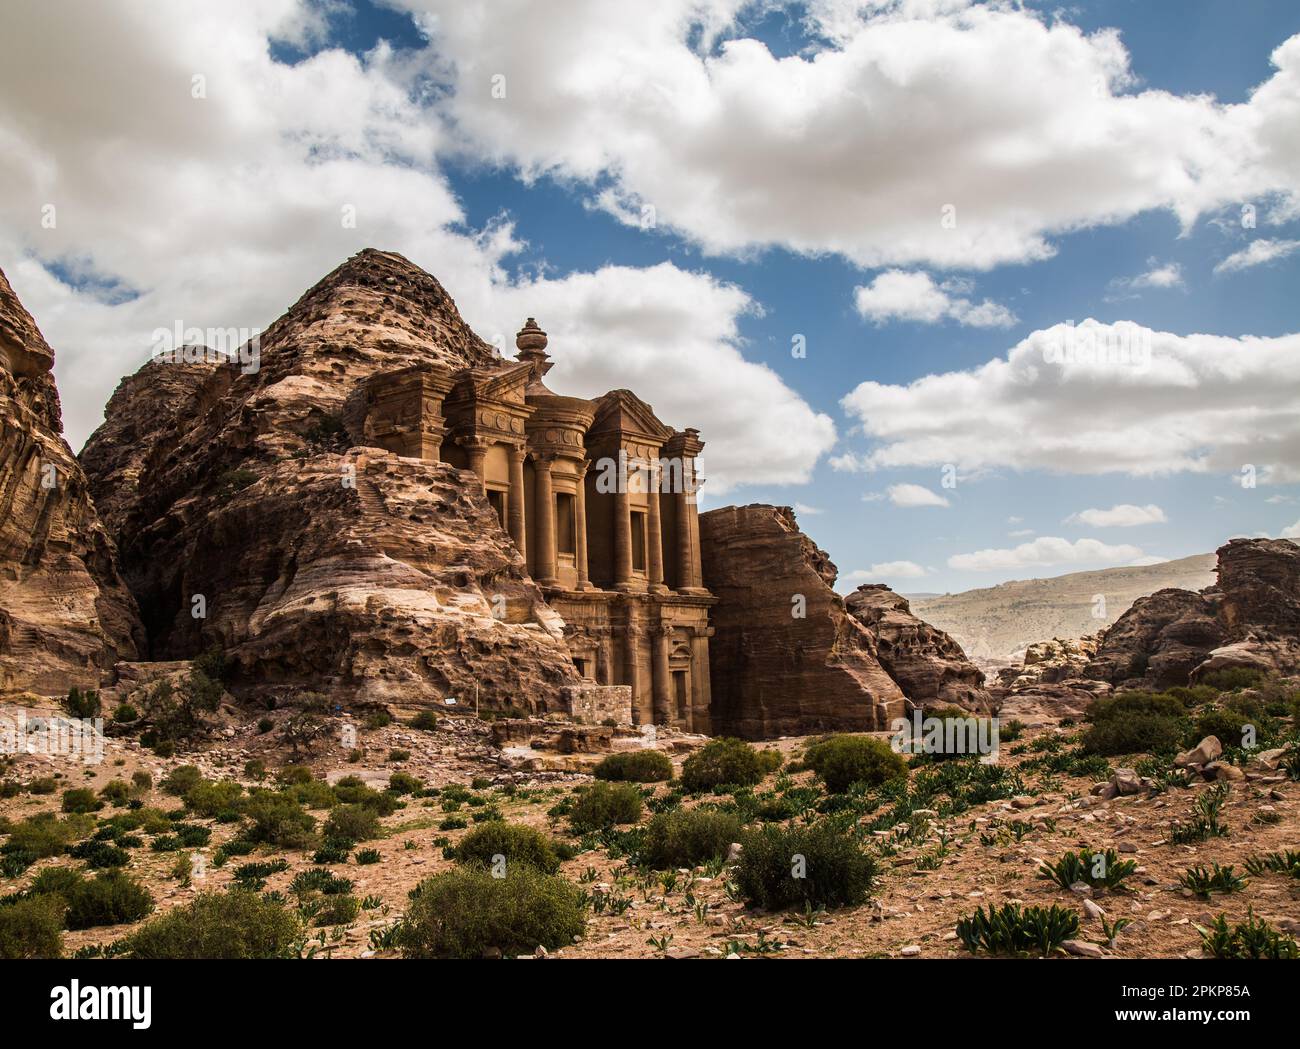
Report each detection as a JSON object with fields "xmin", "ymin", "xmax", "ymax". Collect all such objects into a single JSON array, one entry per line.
[
  {"xmin": 62, "ymin": 687, "xmax": 101, "ymax": 720},
  {"xmin": 64, "ymin": 870, "xmax": 153, "ymax": 930},
  {"xmin": 161, "ymin": 765, "xmax": 204, "ymax": 796},
  {"xmin": 388, "ymin": 772, "xmax": 422, "ymax": 796},
  {"xmin": 1197, "ymin": 910, "xmax": 1298, "ymax": 959},
  {"xmin": 2, "ymin": 812, "xmax": 92, "ymax": 859},
  {"xmin": 454, "ymin": 822, "xmax": 561, "ymax": 875},
  {"xmin": 242, "ymin": 792, "xmax": 317, "ymax": 849},
  {"xmin": 569, "ymin": 782, "xmax": 644, "ymax": 832},
  {"xmin": 119, "ymin": 890, "xmax": 301, "ymax": 958},
  {"xmin": 26, "ymin": 776, "xmax": 57, "ymax": 795},
  {"xmin": 112, "ymin": 704, "xmax": 139, "ymax": 723},
  {"xmin": 184, "ymin": 778, "xmax": 245, "ymax": 820},
  {"xmin": 61, "ymin": 788, "xmax": 102, "ymax": 814},
  {"xmin": 680, "ymin": 738, "xmax": 765, "ymax": 793},
  {"xmin": 68, "ymin": 840, "xmax": 131, "ymax": 869},
  {"xmin": 399, "ymin": 865, "xmax": 585, "ymax": 959},
  {"xmin": 0, "ymin": 895, "xmax": 64, "ymax": 958},
  {"xmin": 1199, "ymin": 667, "xmax": 1267, "ymax": 692},
  {"xmin": 638, "ymin": 808, "xmax": 743, "ymax": 869},
  {"xmin": 593, "ymin": 750, "xmax": 674, "ymax": 783},
  {"xmin": 314, "ymin": 894, "xmax": 360, "ymax": 927},
  {"xmin": 1037, "ymin": 848, "xmax": 1137, "ymax": 893},
  {"xmin": 323, "ymin": 804, "xmax": 381, "ymax": 846},
  {"xmin": 734, "ymin": 823, "xmax": 876, "ymax": 910},
  {"xmin": 803, "ymin": 735, "xmax": 908, "ymax": 793},
  {"xmin": 1081, "ymin": 713, "xmax": 1186, "ymax": 757},
  {"xmin": 410, "ymin": 710, "xmax": 439, "ymax": 731},
  {"xmin": 131, "ymin": 770, "xmax": 153, "ymax": 791},
  {"xmin": 1194, "ymin": 700, "xmax": 1277, "ymax": 749},
  {"xmin": 99, "ymin": 779, "xmax": 132, "ymax": 805},
  {"xmin": 26, "ymin": 865, "xmax": 86, "ymax": 900}
]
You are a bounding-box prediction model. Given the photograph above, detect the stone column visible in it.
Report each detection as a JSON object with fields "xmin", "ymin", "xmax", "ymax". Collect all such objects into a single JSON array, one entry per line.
[
  {"xmin": 506, "ymin": 445, "xmax": 527, "ymax": 560},
  {"xmin": 652, "ymin": 624, "xmax": 672, "ymax": 726},
  {"xmin": 674, "ymin": 458, "xmax": 703, "ymax": 591},
  {"xmin": 613, "ymin": 453, "xmax": 633, "ymax": 589},
  {"xmin": 623, "ymin": 604, "xmax": 643, "ymax": 724},
  {"xmin": 460, "ymin": 436, "xmax": 490, "ymax": 487},
  {"xmin": 646, "ymin": 461, "xmax": 667, "ymax": 593},
  {"xmin": 533, "ymin": 454, "xmax": 557, "ymax": 586},
  {"xmin": 574, "ymin": 460, "xmax": 591, "ymax": 589},
  {"xmin": 690, "ymin": 626, "xmax": 714, "ymax": 734}
]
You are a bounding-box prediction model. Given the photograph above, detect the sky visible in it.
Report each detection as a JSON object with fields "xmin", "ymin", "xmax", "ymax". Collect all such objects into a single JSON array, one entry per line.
[{"xmin": 1, "ymin": 0, "xmax": 1299, "ymax": 595}]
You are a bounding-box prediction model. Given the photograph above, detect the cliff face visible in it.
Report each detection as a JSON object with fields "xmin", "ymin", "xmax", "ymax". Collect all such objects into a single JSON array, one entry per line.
[
  {"xmin": 0, "ymin": 266, "xmax": 142, "ymax": 693},
  {"xmin": 844, "ymin": 584, "xmax": 993, "ymax": 713},
  {"xmin": 1079, "ymin": 538, "xmax": 1300, "ymax": 689},
  {"xmin": 699, "ymin": 504, "xmax": 908, "ymax": 738},
  {"xmin": 79, "ymin": 249, "xmax": 579, "ymax": 709}
]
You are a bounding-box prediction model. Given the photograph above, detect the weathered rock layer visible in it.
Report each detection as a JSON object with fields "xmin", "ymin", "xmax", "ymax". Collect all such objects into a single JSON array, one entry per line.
[
  {"xmin": 700, "ymin": 504, "xmax": 988, "ymax": 738},
  {"xmin": 79, "ymin": 250, "xmax": 579, "ymax": 710},
  {"xmin": 0, "ymin": 266, "xmax": 142, "ymax": 693}
]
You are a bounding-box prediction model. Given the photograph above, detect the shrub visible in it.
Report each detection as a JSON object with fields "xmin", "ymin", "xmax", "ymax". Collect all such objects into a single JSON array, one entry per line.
[
  {"xmin": 99, "ymin": 780, "xmax": 131, "ymax": 805},
  {"xmin": 454, "ymin": 822, "xmax": 561, "ymax": 875},
  {"xmin": 1080, "ymin": 713, "xmax": 1185, "ymax": 757},
  {"xmin": 593, "ymin": 750, "xmax": 673, "ymax": 783},
  {"xmin": 355, "ymin": 848, "xmax": 381, "ymax": 865},
  {"xmin": 1180, "ymin": 863, "xmax": 1247, "ymax": 898},
  {"xmin": 410, "ymin": 710, "xmax": 439, "ymax": 731},
  {"xmin": 388, "ymin": 772, "xmax": 422, "ymax": 796},
  {"xmin": 26, "ymin": 776, "xmax": 57, "ymax": 795},
  {"xmin": 734, "ymin": 823, "xmax": 875, "ymax": 910},
  {"xmin": 27, "ymin": 865, "xmax": 87, "ymax": 900},
  {"xmin": 638, "ymin": 808, "xmax": 743, "ymax": 870},
  {"xmin": 68, "ymin": 840, "xmax": 131, "ymax": 869},
  {"xmin": 183, "ymin": 779, "xmax": 245, "ymax": 820},
  {"xmin": 803, "ymin": 735, "xmax": 908, "ymax": 793},
  {"xmin": 257, "ymin": 718, "xmax": 274, "ymax": 734},
  {"xmin": 62, "ymin": 687, "xmax": 101, "ymax": 720},
  {"xmin": 680, "ymin": 738, "xmax": 765, "ymax": 793},
  {"xmin": 161, "ymin": 765, "xmax": 204, "ymax": 796},
  {"xmin": 399, "ymin": 865, "xmax": 585, "ymax": 959},
  {"xmin": 242, "ymin": 792, "xmax": 317, "ymax": 849},
  {"xmin": 61, "ymin": 788, "xmax": 102, "ymax": 814},
  {"xmin": 1194, "ymin": 701, "xmax": 1277, "ymax": 750},
  {"xmin": 323, "ymin": 804, "xmax": 381, "ymax": 846},
  {"xmin": 569, "ymin": 782, "xmax": 643, "ymax": 832},
  {"xmin": 957, "ymin": 903, "xmax": 1080, "ymax": 956},
  {"xmin": 0, "ymin": 896, "xmax": 64, "ymax": 958},
  {"xmin": 314, "ymin": 894, "xmax": 361, "ymax": 927},
  {"xmin": 112, "ymin": 704, "xmax": 139, "ymax": 723},
  {"xmin": 119, "ymin": 890, "xmax": 301, "ymax": 958},
  {"xmin": 1199, "ymin": 667, "xmax": 1267, "ymax": 692},
  {"xmin": 131, "ymin": 770, "xmax": 152, "ymax": 792},
  {"xmin": 64, "ymin": 870, "xmax": 153, "ymax": 930},
  {"xmin": 2, "ymin": 813, "xmax": 90, "ymax": 860},
  {"xmin": 365, "ymin": 712, "xmax": 393, "ymax": 730},
  {"xmin": 1087, "ymin": 690, "xmax": 1186, "ymax": 723}
]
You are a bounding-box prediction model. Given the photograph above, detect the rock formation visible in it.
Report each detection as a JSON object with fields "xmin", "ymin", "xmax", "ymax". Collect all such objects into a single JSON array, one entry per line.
[
  {"xmin": 0, "ymin": 266, "xmax": 142, "ymax": 694},
  {"xmin": 844, "ymin": 585, "xmax": 993, "ymax": 713},
  {"xmin": 699, "ymin": 504, "xmax": 989, "ymax": 738},
  {"xmin": 79, "ymin": 250, "xmax": 580, "ymax": 710}
]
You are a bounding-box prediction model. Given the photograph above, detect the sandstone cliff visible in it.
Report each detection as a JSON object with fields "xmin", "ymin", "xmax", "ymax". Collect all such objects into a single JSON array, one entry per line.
[
  {"xmin": 699, "ymin": 504, "xmax": 966, "ymax": 738},
  {"xmin": 0, "ymin": 266, "xmax": 142, "ymax": 693},
  {"xmin": 79, "ymin": 250, "xmax": 579, "ymax": 710},
  {"xmin": 844, "ymin": 584, "xmax": 993, "ymax": 713}
]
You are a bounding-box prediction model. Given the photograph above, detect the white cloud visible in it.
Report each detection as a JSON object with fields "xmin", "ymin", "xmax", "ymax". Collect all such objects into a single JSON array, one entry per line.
[
  {"xmin": 840, "ymin": 319, "xmax": 1300, "ymax": 483},
  {"xmin": 853, "ymin": 270, "xmax": 1016, "ymax": 327},
  {"xmin": 844, "ymin": 560, "xmax": 930, "ymax": 582},
  {"xmin": 0, "ymin": 0, "xmax": 833, "ymax": 491},
  {"xmin": 1282, "ymin": 519, "xmax": 1300, "ymax": 539},
  {"xmin": 1068, "ymin": 503, "xmax": 1167, "ymax": 527},
  {"xmin": 887, "ymin": 483, "xmax": 949, "ymax": 507},
  {"xmin": 948, "ymin": 536, "xmax": 1146, "ymax": 572},
  {"xmin": 1214, "ymin": 238, "xmax": 1300, "ymax": 274},
  {"xmin": 793, "ymin": 502, "xmax": 823, "ymax": 515},
  {"xmin": 1130, "ymin": 261, "xmax": 1184, "ymax": 290},
  {"xmin": 1007, "ymin": 528, "xmax": 1035, "ymax": 538},
  {"xmin": 394, "ymin": 0, "xmax": 1300, "ymax": 269}
]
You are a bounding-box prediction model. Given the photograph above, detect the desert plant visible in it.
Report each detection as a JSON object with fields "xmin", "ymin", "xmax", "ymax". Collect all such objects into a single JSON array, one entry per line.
[
  {"xmin": 323, "ymin": 804, "xmax": 381, "ymax": 846},
  {"xmin": 1169, "ymin": 782, "xmax": 1231, "ymax": 844},
  {"xmin": 592, "ymin": 750, "xmax": 674, "ymax": 783},
  {"xmin": 62, "ymin": 687, "xmax": 101, "ymax": 720},
  {"xmin": 454, "ymin": 822, "xmax": 562, "ymax": 875},
  {"xmin": 734, "ymin": 823, "xmax": 875, "ymax": 911},
  {"xmin": 956, "ymin": 903, "xmax": 1080, "ymax": 957},
  {"xmin": 1037, "ymin": 848, "xmax": 1136, "ymax": 893},
  {"xmin": 680, "ymin": 738, "xmax": 765, "ymax": 793},
  {"xmin": 410, "ymin": 710, "xmax": 439, "ymax": 731},
  {"xmin": 1197, "ymin": 910, "xmax": 1299, "ymax": 959},
  {"xmin": 398, "ymin": 865, "xmax": 585, "ymax": 959},
  {"xmin": 241, "ymin": 792, "xmax": 317, "ymax": 849},
  {"xmin": 0, "ymin": 895, "xmax": 64, "ymax": 958},
  {"xmin": 803, "ymin": 734, "xmax": 908, "ymax": 793},
  {"xmin": 637, "ymin": 808, "xmax": 744, "ymax": 870},
  {"xmin": 118, "ymin": 890, "xmax": 301, "ymax": 958},
  {"xmin": 569, "ymin": 782, "xmax": 644, "ymax": 833},
  {"xmin": 60, "ymin": 787, "xmax": 102, "ymax": 814},
  {"xmin": 1244, "ymin": 849, "xmax": 1300, "ymax": 878},
  {"xmin": 160, "ymin": 765, "xmax": 204, "ymax": 796},
  {"xmin": 1179, "ymin": 863, "xmax": 1247, "ymax": 898},
  {"xmin": 63, "ymin": 870, "xmax": 153, "ymax": 930}
]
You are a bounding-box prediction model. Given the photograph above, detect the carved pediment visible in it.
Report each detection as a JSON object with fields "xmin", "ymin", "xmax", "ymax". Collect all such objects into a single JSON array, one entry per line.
[{"xmin": 589, "ymin": 389, "xmax": 672, "ymax": 446}]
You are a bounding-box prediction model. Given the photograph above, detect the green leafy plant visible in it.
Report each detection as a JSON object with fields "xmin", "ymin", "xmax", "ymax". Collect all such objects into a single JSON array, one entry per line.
[
  {"xmin": 1169, "ymin": 782, "xmax": 1230, "ymax": 844},
  {"xmin": 1179, "ymin": 862, "xmax": 1247, "ymax": 898},
  {"xmin": 592, "ymin": 750, "xmax": 674, "ymax": 783},
  {"xmin": 1196, "ymin": 910, "xmax": 1299, "ymax": 959},
  {"xmin": 802, "ymin": 734, "xmax": 908, "ymax": 793},
  {"xmin": 453, "ymin": 822, "xmax": 562, "ymax": 875},
  {"xmin": 733, "ymin": 822, "xmax": 875, "ymax": 911},
  {"xmin": 568, "ymin": 782, "xmax": 644, "ymax": 833},
  {"xmin": 637, "ymin": 808, "xmax": 743, "ymax": 870},
  {"xmin": 1037, "ymin": 848, "xmax": 1136, "ymax": 893},
  {"xmin": 118, "ymin": 890, "xmax": 301, "ymax": 958},
  {"xmin": 680, "ymin": 738, "xmax": 765, "ymax": 793},
  {"xmin": 956, "ymin": 903, "xmax": 1080, "ymax": 957}
]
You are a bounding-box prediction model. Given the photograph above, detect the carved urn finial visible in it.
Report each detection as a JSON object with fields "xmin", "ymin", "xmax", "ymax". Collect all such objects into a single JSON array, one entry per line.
[{"xmin": 515, "ymin": 317, "xmax": 553, "ymax": 380}]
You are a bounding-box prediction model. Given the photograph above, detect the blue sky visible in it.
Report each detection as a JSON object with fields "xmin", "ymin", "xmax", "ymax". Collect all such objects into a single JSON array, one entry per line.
[{"xmin": 2, "ymin": 0, "xmax": 1299, "ymax": 596}]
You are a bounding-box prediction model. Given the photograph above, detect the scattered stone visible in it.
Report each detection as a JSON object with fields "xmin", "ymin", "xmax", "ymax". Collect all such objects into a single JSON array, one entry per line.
[{"xmin": 1062, "ymin": 939, "xmax": 1104, "ymax": 958}]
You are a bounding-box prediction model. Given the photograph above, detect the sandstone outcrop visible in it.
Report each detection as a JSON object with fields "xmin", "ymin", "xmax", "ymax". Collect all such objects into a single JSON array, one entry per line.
[
  {"xmin": 0, "ymin": 266, "xmax": 142, "ymax": 694},
  {"xmin": 1083, "ymin": 587, "xmax": 1224, "ymax": 687},
  {"xmin": 997, "ymin": 635, "xmax": 1099, "ymax": 689},
  {"xmin": 700, "ymin": 504, "xmax": 925, "ymax": 738},
  {"xmin": 844, "ymin": 584, "xmax": 993, "ymax": 713},
  {"xmin": 79, "ymin": 250, "xmax": 580, "ymax": 710}
]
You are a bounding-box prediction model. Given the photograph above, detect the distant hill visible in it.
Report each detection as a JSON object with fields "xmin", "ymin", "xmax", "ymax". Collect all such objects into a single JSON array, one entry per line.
[{"xmin": 908, "ymin": 553, "xmax": 1217, "ymax": 663}]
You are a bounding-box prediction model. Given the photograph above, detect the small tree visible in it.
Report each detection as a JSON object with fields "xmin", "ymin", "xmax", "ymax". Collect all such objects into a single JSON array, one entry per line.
[{"xmin": 62, "ymin": 687, "xmax": 101, "ymax": 721}]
